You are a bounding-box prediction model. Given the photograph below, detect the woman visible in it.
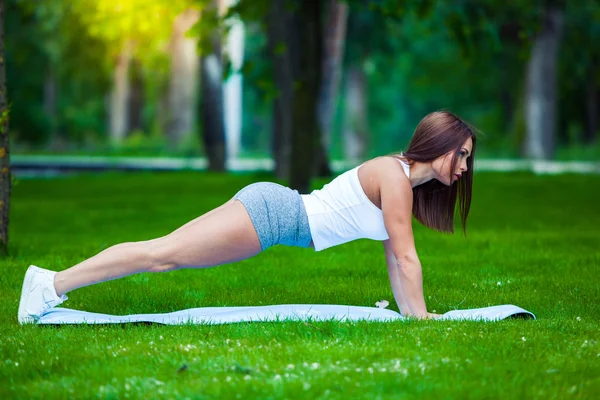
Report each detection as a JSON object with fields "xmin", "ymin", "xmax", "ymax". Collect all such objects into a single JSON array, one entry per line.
[{"xmin": 18, "ymin": 110, "xmax": 476, "ymax": 324}]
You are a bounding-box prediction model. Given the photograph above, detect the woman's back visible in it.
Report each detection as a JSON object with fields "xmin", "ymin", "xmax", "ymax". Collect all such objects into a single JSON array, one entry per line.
[{"xmin": 301, "ymin": 157, "xmax": 410, "ymax": 251}]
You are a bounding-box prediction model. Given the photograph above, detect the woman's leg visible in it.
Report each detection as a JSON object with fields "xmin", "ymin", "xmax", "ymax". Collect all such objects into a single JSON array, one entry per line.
[{"xmin": 53, "ymin": 199, "xmax": 261, "ymax": 296}]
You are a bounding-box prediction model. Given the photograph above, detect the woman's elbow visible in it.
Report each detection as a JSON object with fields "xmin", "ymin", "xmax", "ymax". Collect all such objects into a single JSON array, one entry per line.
[{"xmin": 394, "ymin": 251, "xmax": 419, "ymax": 269}]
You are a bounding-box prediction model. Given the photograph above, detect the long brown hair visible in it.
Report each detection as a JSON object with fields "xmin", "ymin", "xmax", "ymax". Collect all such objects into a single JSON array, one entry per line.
[{"xmin": 395, "ymin": 111, "xmax": 477, "ymax": 234}]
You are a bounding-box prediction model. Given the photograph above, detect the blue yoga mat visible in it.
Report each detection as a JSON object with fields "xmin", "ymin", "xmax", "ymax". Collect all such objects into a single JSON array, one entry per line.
[{"xmin": 37, "ymin": 304, "xmax": 535, "ymax": 325}]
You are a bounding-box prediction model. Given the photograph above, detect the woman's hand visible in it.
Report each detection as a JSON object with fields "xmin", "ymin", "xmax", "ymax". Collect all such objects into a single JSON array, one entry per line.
[{"xmin": 402, "ymin": 312, "xmax": 442, "ymax": 320}]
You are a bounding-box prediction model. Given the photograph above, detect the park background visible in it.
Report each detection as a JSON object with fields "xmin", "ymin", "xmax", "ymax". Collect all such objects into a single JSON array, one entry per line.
[
  {"xmin": 5, "ymin": 0, "xmax": 600, "ymax": 176},
  {"xmin": 1, "ymin": 0, "xmax": 599, "ymax": 399}
]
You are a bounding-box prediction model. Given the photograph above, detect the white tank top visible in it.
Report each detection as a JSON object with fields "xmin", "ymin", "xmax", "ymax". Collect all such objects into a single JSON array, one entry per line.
[{"xmin": 301, "ymin": 158, "xmax": 410, "ymax": 251}]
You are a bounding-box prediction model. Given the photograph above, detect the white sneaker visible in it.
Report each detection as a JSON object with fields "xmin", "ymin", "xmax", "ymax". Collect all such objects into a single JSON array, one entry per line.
[{"xmin": 18, "ymin": 265, "xmax": 68, "ymax": 324}]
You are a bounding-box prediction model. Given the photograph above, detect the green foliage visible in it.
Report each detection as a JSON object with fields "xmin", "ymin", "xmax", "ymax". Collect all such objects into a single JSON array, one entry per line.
[
  {"xmin": 4, "ymin": 0, "xmax": 600, "ymax": 157},
  {"xmin": 6, "ymin": 0, "xmax": 112, "ymax": 142}
]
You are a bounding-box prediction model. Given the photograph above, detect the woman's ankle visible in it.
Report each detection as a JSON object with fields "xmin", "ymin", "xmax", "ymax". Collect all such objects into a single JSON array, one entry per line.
[{"xmin": 53, "ymin": 271, "xmax": 68, "ymax": 297}]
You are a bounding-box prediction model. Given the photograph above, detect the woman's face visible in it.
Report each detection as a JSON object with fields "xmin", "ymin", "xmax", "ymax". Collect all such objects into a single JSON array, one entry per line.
[{"xmin": 433, "ymin": 137, "xmax": 473, "ymax": 186}]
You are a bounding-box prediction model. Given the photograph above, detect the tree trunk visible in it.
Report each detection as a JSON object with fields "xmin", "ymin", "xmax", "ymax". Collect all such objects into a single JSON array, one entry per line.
[
  {"xmin": 200, "ymin": 1, "xmax": 226, "ymax": 172},
  {"xmin": 0, "ymin": 0, "xmax": 11, "ymax": 253},
  {"xmin": 110, "ymin": 39, "xmax": 131, "ymax": 144},
  {"xmin": 43, "ymin": 65, "xmax": 58, "ymax": 138},
  {"xmin": 319, "ymin": 0, "xmax": 348, "ymax": 161},
  {"xmin": 584, "ymin": 61, "xmax": 598, "ymax": 145},
  {"xmin": 290, "ymin": 0, "xmax": 323, "ymax": 193},
  {"xmin": 220, "ymin": 0, "xmax": 245, "ymax": 161},
  {"xmin": 166, "ymin": 9, "xmax": 200, "ymax": 148},
  {"xmin": 524, "ymin": 5, "xmax": 564, "ymax": 159},
  {"xmin": 267, "ymin": 0, "xmax": 295, "ymax": 180},
  {"xmin": 128, "ymin": 58, "xmax": 144, "ymax": 133},
  {"xmin": 343, "ymin": 64, "xmax": 368, "ymax": 163}
]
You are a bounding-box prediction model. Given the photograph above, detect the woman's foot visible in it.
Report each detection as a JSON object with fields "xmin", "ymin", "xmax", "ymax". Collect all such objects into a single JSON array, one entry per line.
[{"xmin": 18, "ymin": 265, "xmax": 67, "ymax": 324}]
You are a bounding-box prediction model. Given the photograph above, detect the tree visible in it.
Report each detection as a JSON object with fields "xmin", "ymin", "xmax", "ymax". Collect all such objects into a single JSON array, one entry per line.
[
  {"xmin": 557, "ymin": 0, "xmax": 600, "ymax": 147},
  {"xmin": 265, "ymin": 0, "xmax": 294, "ymax": 180},
  {"xmin": 110, "ymin": 39, "xmax": 132, "ymax": 143},
  {"xmin": 199, "ymin": 0, "xmax": 226, "ymax": 171},
  {"xmin": 264, "ymin": 0, "xmax": 328, "ymax": 190},
  {"xmin": 319, "ymin": 0, "xmax": 349, "ymax": 158},
  {"xmin": 288, "ymin": 0, "xmax": 325, "ymax": 192},
  {"xmin": 524, "ymin": 2, "xmax": 564, "ymax": 159},
  {"xmin": 0, "ymin": 0, "xmax": 11, "ymax": 253},
  {"xmin": 220, "ymin": 0, "xmax": 245, "ymax": 162},
  {"xmin": 166, "ymin": 8, "xmax": 201, "ymax": 148}
]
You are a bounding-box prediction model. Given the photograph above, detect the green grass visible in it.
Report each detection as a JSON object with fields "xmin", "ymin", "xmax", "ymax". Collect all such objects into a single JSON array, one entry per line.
[{"xmin": 1, "ymin": 171, "xmax": 599, "ymax": 399}]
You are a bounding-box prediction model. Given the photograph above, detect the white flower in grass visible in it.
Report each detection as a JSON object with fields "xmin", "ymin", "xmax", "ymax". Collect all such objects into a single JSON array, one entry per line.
[
  {"xmin": 311, "ymin": 362, "xmax": 320, "ymax": 370},
  {"xmin": 522, "ymin": 337, "xmax": 526, "ymax": 342},
  {"xmin": 569, "ymin": 386, "xmax": 577, "ymax": 394},
  {"xmin": 576, "ymin": 316, "xmax": 581, "ymax": 321},
  {"xmin": 286, "ymin": 364, "xmax": 294, "ymax": 370},
  {"xmin": 375, "ymin": 300, "xmax": 389, "ymax": 309},
  {"xmin": 367, "ymin": 367, "xmax": 374, "ymax": 373},
  {"xmin": 274, "ymin": 374, "xmax": 282, "ymax": 380},
  {"xmin": 355, "ymin": 368, "xmax": 362, "ymax": 372},
  {"xmin": 497, "ymin": 282, "xmax": 502, "ymax": 286},
  {"xmin": 244, "ymin": 375, "xmax": 251, "ymax": 381}
]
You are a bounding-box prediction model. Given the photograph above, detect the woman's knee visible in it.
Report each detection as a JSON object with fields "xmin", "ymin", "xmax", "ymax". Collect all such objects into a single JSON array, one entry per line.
[{"xmin": 141, "ymin": 239, "xmax": 179, "ymax": 273}]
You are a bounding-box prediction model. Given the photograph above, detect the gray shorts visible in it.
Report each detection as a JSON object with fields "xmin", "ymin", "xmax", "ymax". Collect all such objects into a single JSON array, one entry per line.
[{"xmin": 233, "ymin": 182, "xmax": 312, "ymax": 251}]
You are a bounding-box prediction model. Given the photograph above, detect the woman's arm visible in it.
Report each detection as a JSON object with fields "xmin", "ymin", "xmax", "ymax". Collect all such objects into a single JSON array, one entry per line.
[
  {"xmin": 378, "ymin": 159, "xmax": 429, "ymax": 318},
  {"xmin": 383, "ymin": 239, "xmax": 412, "ymax": 316}
]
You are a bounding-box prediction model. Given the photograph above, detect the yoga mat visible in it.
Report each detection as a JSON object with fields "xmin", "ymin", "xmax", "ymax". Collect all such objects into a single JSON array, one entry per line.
[{"xmin": 37, "ymin": 304, "xmax": 535, "ymax": 325}]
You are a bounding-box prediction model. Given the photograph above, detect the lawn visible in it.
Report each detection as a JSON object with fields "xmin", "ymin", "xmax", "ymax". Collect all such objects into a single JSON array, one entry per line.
[{"xmin": 1, "ymin": 170, "xmax": 599, "ymax": 399}]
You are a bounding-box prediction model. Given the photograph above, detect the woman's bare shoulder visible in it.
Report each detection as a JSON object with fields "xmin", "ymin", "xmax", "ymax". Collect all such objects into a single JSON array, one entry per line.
[
  {"xmin": 362, "ymin": 156, "xmax": 410, "ymax": 183},
  {"xmin": 358, "ymin": 156, "xmax": 411, "ymax": 206}
]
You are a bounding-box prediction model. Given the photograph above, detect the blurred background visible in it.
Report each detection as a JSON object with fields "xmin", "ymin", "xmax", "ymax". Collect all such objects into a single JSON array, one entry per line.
[{"xmin": 4, "ymin": 0, "xmax": 600, "ymax": 190}]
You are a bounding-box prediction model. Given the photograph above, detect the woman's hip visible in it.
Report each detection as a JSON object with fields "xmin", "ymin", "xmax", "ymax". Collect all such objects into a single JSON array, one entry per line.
[{"xmin": 233, "ymin": 182, "xmax": 312, "ymax": 251}]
